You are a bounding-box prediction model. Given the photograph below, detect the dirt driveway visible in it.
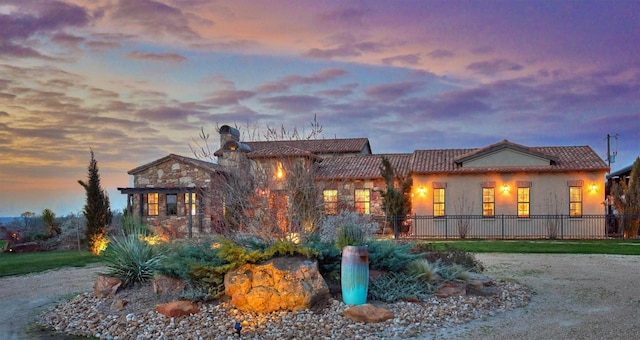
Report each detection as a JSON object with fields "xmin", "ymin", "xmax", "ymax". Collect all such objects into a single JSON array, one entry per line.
[
  {"xmin": 0, "ymin": 263, "xmax": 105, "ymax": 339},
  {"xmin": 433, "ymin": 253, "xmax": 640, "ymax": 339},
  {"xmin": 1, "ymin": 254, "xmax": 639, "ymax": 339}
]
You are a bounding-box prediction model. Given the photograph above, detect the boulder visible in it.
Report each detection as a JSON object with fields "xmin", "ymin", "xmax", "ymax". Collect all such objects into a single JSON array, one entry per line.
[
  {"xmin": 224, "ymin": 256, "xmax": 329, "ymax": 313},
  {"xmin": 153, "ymin": 275, "xmax": 187, "ymax": 294},
  {"xmin": 343, "ymin": 304, "xmax": 394, "ymax": 323},
  {"xmin": 435, "ymin": 280, "xmax": 467, "ymax": 298},
  {"xmin": 94, "ymin": 275, "xmax": 122, "ymax": 298},
  {"xmin": 11, "ymin": 242, "xmax": 39, "ymax": 253},
  {"xmin": 156, "ymin": 301, "xmax": 199, "ymax": 318}
]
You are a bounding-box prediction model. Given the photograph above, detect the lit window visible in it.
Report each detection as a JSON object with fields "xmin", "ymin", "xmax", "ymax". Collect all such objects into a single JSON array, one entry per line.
[
  {"xmin": 166, "ymin": 194, "xmax": 177, "ymax": 216},
  {"xmin": 483, "ymin": 188, "xmax": 495, "ymax": 217},
  {"xmin": 355, "ymin": 189, "xmax": 370, "ymax": 214},
  {"xmin": 184, "ymin": 192, "xmax": 197, "ymax": 215},
  {"xmin": 569, "ymin": 186, "xmax": 582, "ymax": 217},
  {"xmin": 517, "ymin": 187, "xmax": 530, "ymax": 218},
  {"xmin": 323, "ymin": 190, "xmax": 338, "ymax": 215},
  {"xmin": 433, "ymin": 188, "xmax": 445, "ymax": 217},
  {"xmin": 147, "ymin": 193, "xmax": 159, "ymax": 216},
  {"xmin": 275, "ymin": 161, "xmax": 284, "ymax": 180}
]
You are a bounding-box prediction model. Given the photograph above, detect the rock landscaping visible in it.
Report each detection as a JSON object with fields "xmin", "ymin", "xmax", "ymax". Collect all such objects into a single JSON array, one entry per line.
[{"xmin": 39, "ymin": 273, "xmax": 531, "ymax": 339}]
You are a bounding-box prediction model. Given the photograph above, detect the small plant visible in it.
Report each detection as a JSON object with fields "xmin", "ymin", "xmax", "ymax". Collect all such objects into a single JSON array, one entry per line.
[
  {"xmin": 422, "ymin": 244, "xmax": 484, "ymax": 273},
  {"xmin": 369, "ymin": 272, "xmax": 433, "ymax": 302},
  {"xmin": 335, "ymin": 224, "xmax": 366, "ymax": 249},
  {"xmin": 368, "ymin": 240, "xmax": 422, "ymax": 272},
  {"xmin": 436, "ymin": 263, "xmax": 470, "ymax": 281},
  {"xmin": 178, "ymin": 285, "xmax": 217, "ymax": 302},
  {"xmin": 405, "ymin": 258, "xmax": 441, "ymax": 282},
  {"xmin": 319, "ymin": 211, "xmax": 379, "ymax": 243},
  {"xmin": 103, "ymin": 230, "xmax": 165, "ymax": 287}
]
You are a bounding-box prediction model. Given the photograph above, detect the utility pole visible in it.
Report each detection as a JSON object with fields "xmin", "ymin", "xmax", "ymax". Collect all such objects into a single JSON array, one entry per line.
[{"xmin": 606, "ymin": 133, "xmax": 619, "ymax": 171}]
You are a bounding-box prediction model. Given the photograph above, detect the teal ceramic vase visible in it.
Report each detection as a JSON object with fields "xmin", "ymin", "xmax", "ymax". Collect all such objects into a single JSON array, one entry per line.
[{"xmin": 341, "ymin": 245, "xmax": 369, "ymax": 305}]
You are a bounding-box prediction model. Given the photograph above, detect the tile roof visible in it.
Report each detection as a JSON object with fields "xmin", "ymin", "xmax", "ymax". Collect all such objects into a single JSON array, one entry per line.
[
  {"xmin": 315, "ymin": 154, "xmax": 413, "ymax": 180},
  {"xmin": 412, "ymin": 144, "xmax": 608, "ymax": 174},
  {"xmin": 454, "ymin": 140, "xmax": 559, "ymax": 164},
  {"xmin": 245, "ymin": 144, "xmax": 320, "ymax": 160},
  {"xmin": 127, "ymin": 154, "xmax": 225, "ymax": 175},
  {"xmin": 244, "ymin": 138, "xmax": 371, "ymax": 155}
]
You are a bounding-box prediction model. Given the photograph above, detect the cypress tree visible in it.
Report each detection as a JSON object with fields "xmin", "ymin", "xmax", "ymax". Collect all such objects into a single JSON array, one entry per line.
[
  {"xmin": 379, "ymin": 157, "xmax": 412, "ymax": 233},
  {"xmin": 78, "ymin": 149, "xmax": 112, "ymax": 254}
]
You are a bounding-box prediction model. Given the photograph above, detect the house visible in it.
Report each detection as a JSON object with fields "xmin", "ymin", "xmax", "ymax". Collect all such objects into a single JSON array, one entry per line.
[
  {"xmin": 119, "ymin": 126, "xmax": 609, "ymax": 239},
  {"xmin": 117, "ymin": 154, "xmax": 226, "ymax": 238}
]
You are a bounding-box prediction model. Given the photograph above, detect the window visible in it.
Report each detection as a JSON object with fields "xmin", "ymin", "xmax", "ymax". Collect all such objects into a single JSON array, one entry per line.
[
  {"xmin": 166, "ymin": 194, "xmax": 177, "ymax": 215},
  {"xmin": 184, "ymin": 193, "xmax": 197, "ymax": 216},
  {"xmin": 482, "ymin": 188, "xmax": 495, "ymax": 217},
  {"xmin": 147, "ymin": 193, "xmax": 158, "ymax": 216},
  {"xmin": 275, "ymin": 161, "xmax": 284, "ymax": 180},
  {"xmin": 354, "ymin": 189, "xmax": 370, "ymax": 214},
  {"xmin": 323, "ymin": 190, "xmax": 338, "ymax": 215},
  {"xmin": 569, "ymin": 186, "xmax": 582, "ymax": 217},
  {"xmin": 517, "ymin": 187, "xmax": 530, "ymax": 218},
  {"xmin": 433, "ymin": 188, "xmax": 445, "ymax": 217}
]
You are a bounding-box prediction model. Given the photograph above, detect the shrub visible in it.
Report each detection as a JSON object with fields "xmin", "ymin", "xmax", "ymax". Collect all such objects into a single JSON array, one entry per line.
[
  {"xmin": 369, "ymin": 272, "xmax": 434, "ymax": 302},
  {"xmin": 368, "ymin": 240, "xmax": 422, "ymax": 272},
  {"xmin": 405, "ymin": 258, "xmax": 441, "ymax": 282},
  {"xmin": 155, "ymin": 239, "xmax": 225, "ymax": 280},
  {"xmin": 304, "ymin": 239, "xmax": 341, "ymax": 279},
  {"xmin": 120, "ymin": 215, "xmax": 151, "ymax": 236},
  {"xmin": 103, "ymin": 232, "xmax": 165, "ymax": 287},
  {"xmin": 416, "ymin": 243, "xmax": 484, "ymax": 273},
  {"xmin": 436, "ymin": 263, "xmax": 470, "ymax": 281},
  {"xmin": 319, "ymin": 211, "xmax": 379, "ymax": 243},
  {"xmin": 335, "ymin": 224, "xmax": 366, "ymax": 249}
]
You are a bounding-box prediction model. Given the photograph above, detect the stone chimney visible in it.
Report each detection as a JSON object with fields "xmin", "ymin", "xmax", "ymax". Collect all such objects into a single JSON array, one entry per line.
[{"xmin": 218, "ymin": 125, "xmax": 250, "ymax": 170}]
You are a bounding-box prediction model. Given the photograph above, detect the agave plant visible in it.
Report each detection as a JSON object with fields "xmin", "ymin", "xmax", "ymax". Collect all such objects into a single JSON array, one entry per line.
[{"xmin": 103, "ymin": 229, "xmax": 165, "ymax": 287}]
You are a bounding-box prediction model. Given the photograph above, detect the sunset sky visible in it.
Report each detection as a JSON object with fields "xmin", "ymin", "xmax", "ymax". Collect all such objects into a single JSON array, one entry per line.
[{"xmin": 0, "ymin": 0, "xmax": 638, "ymax": 217}]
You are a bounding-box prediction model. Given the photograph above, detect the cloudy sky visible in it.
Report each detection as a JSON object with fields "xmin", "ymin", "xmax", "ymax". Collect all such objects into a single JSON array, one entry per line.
[{"xmin": 0, "ymin": 0, "xmax": 638, "ymax": 217}]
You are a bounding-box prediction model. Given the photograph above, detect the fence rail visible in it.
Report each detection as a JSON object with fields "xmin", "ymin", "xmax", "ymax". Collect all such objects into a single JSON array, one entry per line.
[{"xmin": 384, "ymin": 214, "xmax": 635, "ymax": 240}]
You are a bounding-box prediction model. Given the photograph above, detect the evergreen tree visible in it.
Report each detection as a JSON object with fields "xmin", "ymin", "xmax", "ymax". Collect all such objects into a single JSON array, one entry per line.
[
  {"xmin": 78, "ymin": 149, "xmax": 112, "ymax": 254},
  {"xmin": 611, "ymin": 157, "xmax": 640, "ymax": 238},
  {"xmin": 379, "ymin": 157, "xmax": 412, "ymax": 233}
]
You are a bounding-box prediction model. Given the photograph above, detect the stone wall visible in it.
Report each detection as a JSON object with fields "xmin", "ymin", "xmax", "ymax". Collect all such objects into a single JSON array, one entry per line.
[{"xmin": 131, "ymin": 159, "xmax": 223, "ymax": 238}]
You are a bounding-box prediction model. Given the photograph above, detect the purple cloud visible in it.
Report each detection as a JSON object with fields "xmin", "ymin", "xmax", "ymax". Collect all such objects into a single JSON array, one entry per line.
[
  {"xmin": 204, "ymin": 90, "xmax": 255, "ymax": 106},
  {"xmin": 428, "ymin": 49, "xmax": 454, "ymax": 59},
  {"xmin": 260, "ymin": 95, "xmax": 324, "ymax": 113},
  {"xmin": 136, "ymin": 106, "xmax": 206, "ymax": 121},
  {"xmin": 382, "ymin": 54, "xmax": 421, "ymax": 66},
  {"xmin": 125, "ymin": 51, "xmax": 187, "ymax": 63},
  {"xmin": 258, "ymin": 68, "xmax": 348, "ymax": 93},
  {"xmin": 0, "ymin": 1, "xmax": 89, "ymax": 59},
  {"xmin": 364, "ymin": 81, "xmax": 424, "ymax": 101},
  {"xmin": 467, "ymin": 59, "xmax": 524, "ymax": 75},
  {"xmin": 111, "ymin": 0, "xmax": 199, "ymax": 40}
]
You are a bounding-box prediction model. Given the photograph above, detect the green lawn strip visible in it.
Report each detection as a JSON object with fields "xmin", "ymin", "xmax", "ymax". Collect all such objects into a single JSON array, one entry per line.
[
  {"xmin": 0, "ymin": 250, "xmax": 103, "ymax": 277},
  {"xmin": 421, "ymin": 239, "xmax": 640, "ymax": 255}
]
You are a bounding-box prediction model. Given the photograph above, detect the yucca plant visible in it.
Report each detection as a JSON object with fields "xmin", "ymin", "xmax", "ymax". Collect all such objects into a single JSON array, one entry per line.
[{"xmin": 103, "ymin": 227, "xmax": 165, "ymax": 287}]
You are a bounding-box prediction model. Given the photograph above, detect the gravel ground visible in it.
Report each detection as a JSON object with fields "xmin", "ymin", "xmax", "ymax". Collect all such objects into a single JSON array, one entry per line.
[
  {"xmin": 1, "ymin": 254, "xmax": 639, "ymax": 339},
  {"xmin": 431, "ymin": 253, "xmax": 640, "ymax": 340}
]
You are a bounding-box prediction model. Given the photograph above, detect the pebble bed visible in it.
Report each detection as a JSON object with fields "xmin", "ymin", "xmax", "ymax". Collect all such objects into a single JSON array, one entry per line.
[{"xmin": 40, "ymin": 280, "xmax": 530, "ymax": 340}]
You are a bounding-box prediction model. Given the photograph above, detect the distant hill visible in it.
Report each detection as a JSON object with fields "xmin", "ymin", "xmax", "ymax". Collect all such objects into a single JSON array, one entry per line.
[{"xmin": 0, "ymin": 217, "xmax": 19, "ymax": 225}]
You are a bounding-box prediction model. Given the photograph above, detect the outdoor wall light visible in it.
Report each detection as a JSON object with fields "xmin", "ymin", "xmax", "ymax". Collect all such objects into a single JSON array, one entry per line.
[
  {"xmin": 590, "ymin": 183, "xmax": 597, "ymax": 193},
  {"xmin": 502, "ymin": 184, "xmax": 510, "ymax": 194},
  {"xmin": 418, "ymin": 186, "xmax": 426, "ymax": 196}
]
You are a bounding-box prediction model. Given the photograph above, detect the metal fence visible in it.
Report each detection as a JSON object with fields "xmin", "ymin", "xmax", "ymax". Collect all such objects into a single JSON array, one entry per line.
[{"xmin": 385, "ymin": 214, "xmax": 635, "ymax": 239}]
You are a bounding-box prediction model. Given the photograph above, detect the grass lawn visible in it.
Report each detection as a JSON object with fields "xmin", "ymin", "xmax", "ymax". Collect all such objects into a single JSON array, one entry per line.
[
  {"xmin": 421, "ymin": 239, "xmax": 640, "ymax": 255},
  {"xmin": 0, "ymin": 250, "xmax": 103, "ymax": 277}
]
